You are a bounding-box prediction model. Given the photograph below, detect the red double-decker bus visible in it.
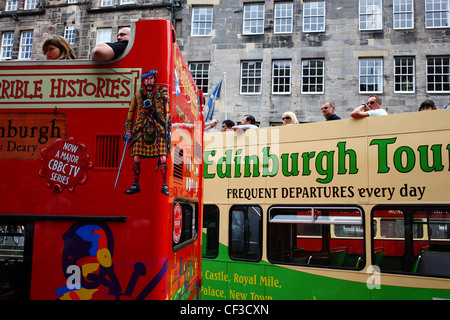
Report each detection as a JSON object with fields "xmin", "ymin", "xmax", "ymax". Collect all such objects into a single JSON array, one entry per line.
[{"xmin": 0, "ymin": 19, "xmax": 204, "ymax": 300}]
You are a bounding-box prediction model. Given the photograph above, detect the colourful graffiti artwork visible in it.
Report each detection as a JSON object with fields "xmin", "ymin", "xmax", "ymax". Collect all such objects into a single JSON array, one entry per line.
[{"xmin": 56, "ymin": 222, "xmax": 167, "ymax": 300}]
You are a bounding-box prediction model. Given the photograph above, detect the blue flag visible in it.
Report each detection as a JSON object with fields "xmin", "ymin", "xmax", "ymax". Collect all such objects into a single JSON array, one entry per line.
[
  {"xmin": 206, "ymin": 80, "xmax": 222, "ymax": 121},
  {"xmin": 175, "ymin": 69, "xmax": 180, "ymax": 96}
]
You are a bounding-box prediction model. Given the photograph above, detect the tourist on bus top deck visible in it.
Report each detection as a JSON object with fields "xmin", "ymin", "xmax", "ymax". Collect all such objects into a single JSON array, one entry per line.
[
  {"xmin": 419, "ymin": 99, "xmax": 437, "ymax": 112},
  {"xmin": 205, "ymin": 119, "xmax": 219, "ymax": 131},
  {"xmin": 42, "ymin": 36, "xmax": 76, "ymax": 60},
  {"xmin": 123, "ymin": 69, "xmax": 171, "ymax": 196},
  {"xmin": 350, "ymin": 95, "xmax": 388, "ymax": 119},
  {"xmin": 282, "ymin": 111, "xmax": 299, "ymax": 125},
  {"xmin": 232, "ymin": 114, "xmax": 258, "ymax": 131},
  {"xmin": 91, "ymin": 27, "xmax": 130, "ymax": 61},
  {"xmin": 221, "ymin": 119, "xmax": 235, "ymax": 131},
  {"xmin": 205, "ymin": 119, "xmax": 236, "ymax": 131},
  {"xmin": 321, "ymin": 101, "xmax": 341, "ymax": 121}
]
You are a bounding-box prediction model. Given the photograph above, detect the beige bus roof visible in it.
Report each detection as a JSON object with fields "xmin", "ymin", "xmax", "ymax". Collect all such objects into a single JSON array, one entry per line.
[{"xmin": 204, "ymin": 110, "xmax": 450, "ymax": 205}]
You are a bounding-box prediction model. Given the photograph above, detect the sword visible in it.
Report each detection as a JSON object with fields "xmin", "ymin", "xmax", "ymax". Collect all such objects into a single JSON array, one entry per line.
[{"xmin": 114, "ymin": 132, "xmax": 131, "ymax": 189}]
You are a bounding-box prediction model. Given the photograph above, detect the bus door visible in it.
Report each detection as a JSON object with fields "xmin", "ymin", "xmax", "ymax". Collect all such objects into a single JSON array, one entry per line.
[{"xmin": 0, "ymin": 219, "xmax": 33, "ymax": 300}]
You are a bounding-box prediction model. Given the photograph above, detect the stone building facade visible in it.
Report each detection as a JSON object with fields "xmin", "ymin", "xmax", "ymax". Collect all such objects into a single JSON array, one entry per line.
[
  {"xmin": 177, "ymin": 0, "xmax": 450, "ymax": 125},
  {"xmin": 0, "ymin": 0, "xmax": 174, "ymax": 60},
  {"xmin": 0, "ymin": 0, "xmax": 449, "ymax": 125}
]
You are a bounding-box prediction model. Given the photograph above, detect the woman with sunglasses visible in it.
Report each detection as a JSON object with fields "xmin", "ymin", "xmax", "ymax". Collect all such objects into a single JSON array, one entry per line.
[
  {"xmin": 282, "ymin": 111, "xmax": 299, "ymax": 125},
  {"xmin": 350, "ymin": 95, "xmax": 387, "ymax": 119}
]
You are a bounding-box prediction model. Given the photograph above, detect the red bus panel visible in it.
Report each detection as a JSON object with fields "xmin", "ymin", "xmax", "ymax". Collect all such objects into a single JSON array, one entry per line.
[{"xmin": 0, "ymin": 19, "xmax": 203, "ymax": 300}]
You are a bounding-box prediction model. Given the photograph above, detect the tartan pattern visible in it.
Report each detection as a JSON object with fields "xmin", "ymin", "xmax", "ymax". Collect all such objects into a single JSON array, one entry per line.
[
  {"xmin": 126, "ymin": 86, "xmax": 170, "ymax": 158},
  {"xmin": 130, "ymin": 120, "xmax": 167, "ymax": 158}
]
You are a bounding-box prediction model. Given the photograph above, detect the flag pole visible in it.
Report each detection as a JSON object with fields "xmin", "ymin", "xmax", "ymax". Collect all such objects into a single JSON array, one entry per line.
[
  {"xmin": 223, "ymin": 72, "xmax": 227, "ymax": 120},
  {"xmin": 206, "ymin": 78, "xmax": 222, "ymax": 122}
]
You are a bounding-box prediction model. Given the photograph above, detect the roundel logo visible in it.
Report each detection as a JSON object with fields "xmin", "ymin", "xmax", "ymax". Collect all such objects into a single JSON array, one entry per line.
[
  {"xmin": 39, "ymin": 137, "xmax": 93, "ymax": 193},
  {"xmin": 173, "ymin": 203, "xmax": 182, "ymax": 244}
]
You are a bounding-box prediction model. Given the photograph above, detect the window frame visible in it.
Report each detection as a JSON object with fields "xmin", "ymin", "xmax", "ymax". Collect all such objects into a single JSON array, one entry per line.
[
  {"xmin": 189, "ymin": 62, "xmax": 210, "ymax": 94},
  {"xmin": 359, "ymin": 0, "xmax": 383, "ymax": 31},
  {"xmin": 18, "ymin": 31, "xmax": 33, "ymax": 60},
  {"xmin": 191, "ymin": 6, "xmax": 214, "ymax": 37},
  {"xmin": 0, "ymin": 219, "xmax": 34, "ymax": 300},
  {"xmin": 272, "ymin": 60, "xmax": 292, "ymax": 95},
  {"xmin": 96, "ymin": 28, "xmax": 112, "ymax": 45},
  {"xmin": 202, "ymin": 204, "xmax": 220, "ymax": 259},
  {"xmin": 172, "ymin": 199, "xmax": 199, "ymax": 252},
  {"xmin": 240, "ymin": 60, "xmax": 263, "ymax": 95},
  {"xmin": 372, "ymin": 205, "xmax": 450, "ymax": 278},
  {"xmin": 274, "ymin": 2, "xmax": 293, "ymax": 34},
  {"xmin": 243, "ymin": 3, "xmax": 265, "ymax": 35},
  {"xmin": 101, "ymin": 0, "xmax": 114, "ymax": 7},
  {"xmin": 393, "ymin": 0, "xmax": 415, "ymax": 29},
  {"xmin": 425, "ymin": 0, "xmax": 450, "ymax": 29},
  {"xmin": 5, "ymin": 0, "xmax": 18, "ymax": 11},
  {"xmin": 394, "ymin": 56, "xmax": 415, "ymax": 93},
  {"xmin": 24, "ymin": 0, "xmax": 38, "ymax": 10},
  {"xmin": 1, "ymin": 32, "xmax": 14, "ymax": 60},
  {"xmin": 64, "ymin": 26, "xmax": 76, "ymax": 45},
  {"xmin": 426, "ymin": 56, "xmax": 450, "ymax": 93},
  {"xmin": 267, "ymin": 205, "xmax": 365, "ymax": 270},
  {"xmin": 359, "ymin": 58, "xmax": 383, "ymax": 93},
  {"xmin": 303, "ymin": 1, "xmax": 326, "ymax": 33},
  {"xmin": 229, "ymin": 205, "xmax": 263, "ymax": 262},
  {"xmin": 301, "ymin": 59, "xmax": 325, "ymax": 94}
]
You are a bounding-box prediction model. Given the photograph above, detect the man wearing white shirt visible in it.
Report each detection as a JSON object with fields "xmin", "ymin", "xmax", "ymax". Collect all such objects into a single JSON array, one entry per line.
[
  {"xmin": 232, "ymin": 114, "xmax": 258, "ymax": 131},
  {"xmin": 350, "ymin": 95, "xmax": 388, "ymax": 119}
]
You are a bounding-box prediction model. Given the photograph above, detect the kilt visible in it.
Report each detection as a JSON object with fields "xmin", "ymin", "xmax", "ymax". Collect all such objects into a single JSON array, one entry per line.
[
  {"xmin": 126, "ymin": 86, "xmax": 170, "ymax": 159},
  {"xmin": 130, "ymin": 119, "xmax": 167, "ymax": 158}
]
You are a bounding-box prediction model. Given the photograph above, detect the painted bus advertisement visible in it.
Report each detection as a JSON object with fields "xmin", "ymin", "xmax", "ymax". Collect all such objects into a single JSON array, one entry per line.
[{"xmin": 0, "ymin": 19, "xmax": 204, "ymax": 300}]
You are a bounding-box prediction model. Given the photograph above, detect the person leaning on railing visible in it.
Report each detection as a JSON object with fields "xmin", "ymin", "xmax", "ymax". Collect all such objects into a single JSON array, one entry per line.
[
  {"xmin": 350, "ymin": 95, "xmax": 387, "ymax": 119},
  {"xmin": 91, "ymin": 27, "xmax": 130, "ymax": 62}
]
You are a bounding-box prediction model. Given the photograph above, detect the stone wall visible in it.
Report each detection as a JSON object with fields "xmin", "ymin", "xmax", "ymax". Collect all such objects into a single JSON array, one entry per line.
[
  {"xmin": 177, "ymin": 0, "xmax": 450, "ymax": 125},
  {"xmin": 0, "ymin": 0, "xmax": 171, "ymax": 60},
  {"xmin": 0, "ymin": 0, "xmax": 448, "ymax": 125}
]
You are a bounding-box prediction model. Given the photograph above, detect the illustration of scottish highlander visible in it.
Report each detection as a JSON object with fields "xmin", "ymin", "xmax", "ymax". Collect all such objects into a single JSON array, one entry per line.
[{"xmin": 122, "ymin": 70, "xmax": 171, "ymax": 195}]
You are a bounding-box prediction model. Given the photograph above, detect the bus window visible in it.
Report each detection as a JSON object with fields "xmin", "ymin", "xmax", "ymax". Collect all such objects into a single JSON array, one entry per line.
[
  {"xmin": 429, "ymin": 217, "xmax": 450, "ymax": 241},
  {"xmin": 380, "ymin": 219, "xmax": 404, "ymax": 238},
  {"xmin": 172, "ymin": 201, "xmax": 198, "ymax": 251},
  {"xmin": 202, "ymin": 205, "xmax": 219, "ymax": 258},
  {"xmin": 335, "ymin": 225, "xmax": 364, "ymax": 238},
  {"xmin": 379, "ymin": 218, "xmax": 423, "ymax": 239},
  {"xmin": 229, "ymin": 205, "xmax": 262, "ymax": 262},
  {"xmin": 373, "ymin": 206, "xmax": 450, "ymax": 277},
  {"xmin": 0, "ymin": 222, "xmax": 33, "ymax": 300},
  {"xmin": 268, "ymin": 206, "xmax": 365, "ymax": 269}
]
